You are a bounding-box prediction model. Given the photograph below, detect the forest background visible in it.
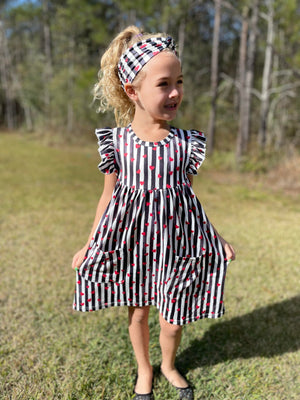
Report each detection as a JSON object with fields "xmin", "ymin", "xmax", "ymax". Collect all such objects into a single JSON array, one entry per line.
[{"xmin": 0, "ymin": 0, "xmax": 299, "ymax": 169}]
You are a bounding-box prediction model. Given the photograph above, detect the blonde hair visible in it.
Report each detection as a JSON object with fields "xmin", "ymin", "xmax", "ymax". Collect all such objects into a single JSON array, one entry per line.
[{"xmin": 93, "ymin": 25, "xmax": 170, "ymax": 127}]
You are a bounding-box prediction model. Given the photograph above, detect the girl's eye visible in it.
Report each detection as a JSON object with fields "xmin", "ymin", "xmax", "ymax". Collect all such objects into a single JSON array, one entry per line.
[
  {"xmin": 158, "ymin": 82, "xmax": 168, "ymax": 87},
  {"xmin": 177, "ymin": 79, "xmax": 183, "ymax": 84}
]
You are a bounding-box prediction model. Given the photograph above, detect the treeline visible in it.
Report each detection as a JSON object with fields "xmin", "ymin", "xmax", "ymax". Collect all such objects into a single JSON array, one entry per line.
[{"xmin": 0, "ymin": 0, "xmax": 299, "ymax": 160}]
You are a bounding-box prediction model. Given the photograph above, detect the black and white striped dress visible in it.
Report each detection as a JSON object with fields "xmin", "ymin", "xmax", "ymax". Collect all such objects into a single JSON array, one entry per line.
[{"xmin": 73, "ymin": 125, "xmax": 228, "ymax": 325}]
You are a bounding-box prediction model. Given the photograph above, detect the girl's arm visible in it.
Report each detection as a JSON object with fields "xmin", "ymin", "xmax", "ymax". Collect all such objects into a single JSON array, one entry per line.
[
  {"xmin": 71, "ymin": 173, "xmax": 117, "ymax": 270},
  {"xmin": 187, "ymin": 174, "xmax": 236, "ymax": 263}
]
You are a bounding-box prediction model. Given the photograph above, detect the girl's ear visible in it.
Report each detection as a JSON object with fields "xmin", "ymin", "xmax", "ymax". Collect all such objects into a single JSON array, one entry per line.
[{"xmin": 124, "ymin": 84, "xmax": 138, "ymax": 101}]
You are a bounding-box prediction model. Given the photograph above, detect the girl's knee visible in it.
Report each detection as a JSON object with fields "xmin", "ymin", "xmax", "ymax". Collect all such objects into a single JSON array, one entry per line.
[
  {"xmin": 128, "ymin": 306, "xmax": 150, "ymax": 325},
  {"xmin": 160, "ymin": 317, "xmax": 182, "ymax": 336}
]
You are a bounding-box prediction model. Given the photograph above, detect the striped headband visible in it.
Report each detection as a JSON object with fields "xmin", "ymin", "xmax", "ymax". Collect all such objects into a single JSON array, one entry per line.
[{"xmin": 117, "ymin": 36, "xmax": 177, "ymax": 89}]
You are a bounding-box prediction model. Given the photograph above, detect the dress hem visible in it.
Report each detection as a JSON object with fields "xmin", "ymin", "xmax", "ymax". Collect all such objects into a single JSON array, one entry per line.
[{"xmin": 72, "ymin": 301, "xmax": 225, "ymax": 326}]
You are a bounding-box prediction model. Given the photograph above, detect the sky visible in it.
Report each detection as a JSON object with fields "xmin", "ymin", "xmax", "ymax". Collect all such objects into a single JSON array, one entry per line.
[
  {"xmin": 6, "ymin": 0, "xmax": 37, "ymax": 6},
  {"xmin": 2, "ymin": 0, "xmax": 38, "ymax": 11}
]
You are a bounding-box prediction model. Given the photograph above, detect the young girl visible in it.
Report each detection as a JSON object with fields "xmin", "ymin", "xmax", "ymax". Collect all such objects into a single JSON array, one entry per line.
[{"xmin": 72, "ymin": 25, "xmax": 235, "ymax": 400}]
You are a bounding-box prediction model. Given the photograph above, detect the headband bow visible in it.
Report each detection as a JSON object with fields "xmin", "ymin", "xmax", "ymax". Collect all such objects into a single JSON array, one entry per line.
[{"xmin": 117, "ymin": 36, "xmax": 177, "ymax": 89}]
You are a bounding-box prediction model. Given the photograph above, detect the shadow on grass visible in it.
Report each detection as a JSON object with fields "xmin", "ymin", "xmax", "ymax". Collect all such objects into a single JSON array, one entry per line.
[{"xmin": 178, "ymin": 295, "xmax": 300, "ymax": 369}]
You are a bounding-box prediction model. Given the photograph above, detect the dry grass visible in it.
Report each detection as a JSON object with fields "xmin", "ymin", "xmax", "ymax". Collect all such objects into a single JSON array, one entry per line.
[
  {"xmin": 265, "ymin": 155, "xmax": 300, "ymax": 195},
  {"xmin": 0, "ymin": 132, "xmax": 299, "ymax": 400}
]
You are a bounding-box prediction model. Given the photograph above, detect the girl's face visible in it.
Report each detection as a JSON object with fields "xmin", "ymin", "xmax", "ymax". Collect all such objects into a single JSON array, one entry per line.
[{"xmin": 132, "ymin": 51, "xmax": 183, "ymax": 123}]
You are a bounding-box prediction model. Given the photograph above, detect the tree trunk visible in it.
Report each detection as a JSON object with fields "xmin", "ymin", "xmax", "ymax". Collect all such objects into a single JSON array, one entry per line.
[
  {"xmin": 244, "ymin": 1, "xmax": 258, "ymax": 147},
  {"xmin": 0, "ymin": 20, "xmax": 15, "ymax": 129},
  {"xmin": 23, "ymin": 103, "xmax": 33, "ymax": 131},
  {"xmin": 67, "ymin": 38, "xmax": 75, "ymax": 133},
  {"xmin": 42, "ymin": 0, "xmax": 52, "ymax": 125},
  {"xmin": 233, "ymin": 61, "xmax": 240, "ymax": 115},
  {"xmin": 178, "ymin": 17, "xmax": 186, "ymax": 62},
  {"xmin": 258, "ymin": 0, "xmax": 274, "ymax": 149},
  {"xmin": 236, "ymin": 1, "xmax": 259, "ymax": 161},
  {"xmin": 207, "ymin": 0, "xmax": 221, "ymax": 155},
  {"xmin": 236, "ymin": 7, "xmax": 249, "ymax": 162}
]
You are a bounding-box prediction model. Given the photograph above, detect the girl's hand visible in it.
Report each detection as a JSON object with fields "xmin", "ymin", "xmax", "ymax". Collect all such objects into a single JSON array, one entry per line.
[
  {"xmin": 219, "ymin": 237, "xmax": 236, "ymax": 263},
  {"xmin": 72, "ymin": 245, "xmax": 89, "ymax": 270}
]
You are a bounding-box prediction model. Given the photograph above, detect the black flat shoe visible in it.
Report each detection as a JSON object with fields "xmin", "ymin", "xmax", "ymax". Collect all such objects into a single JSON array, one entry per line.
[
  {"xmin": 161, "ymin": 369, "xmax": 194, "ymax": 400},
  {"xmin": 133, "ymin": 391, "xmax": 154, "ymax": 400},
  {"xmin": 175, "ymin": 385, "xmax": 194, "ymax": 400}
]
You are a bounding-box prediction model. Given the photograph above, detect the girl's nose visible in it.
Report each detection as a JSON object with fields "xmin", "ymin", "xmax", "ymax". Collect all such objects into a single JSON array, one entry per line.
[{"xmin": 169, "ymin": 87, "xmax": 180, "ymax": 98}]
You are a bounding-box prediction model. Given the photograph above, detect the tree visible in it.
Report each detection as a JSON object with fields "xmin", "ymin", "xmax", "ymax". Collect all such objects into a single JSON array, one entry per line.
[
  {"xmin": 258, "ymin": 0, "xmax": 274, "ymax": 148},
  {"xmin": 236, "ymin": 6, "xmax": 249, "ymax": 161},
  {"xmin": 236, "ymin": 1, "xmax": 258, "ymax": 160},
  {"xmin": 42, "ymin": 0, "xmax": 53, "ymax": 126},
  {"xmin": 0, "ymin": 19, "xmax": 15, "ymax": 129},
  {"xmin": 207, "ymin": 0, "xmax": 222, "ymax": 154}
]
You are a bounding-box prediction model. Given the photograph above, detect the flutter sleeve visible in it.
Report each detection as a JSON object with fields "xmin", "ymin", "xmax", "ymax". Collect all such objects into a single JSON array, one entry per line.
[
  {"xmin": 187, "ymin": 129, "xmax": 206, "ymax": 175},
  {"xmin": 95, "ymin": 128, "xmax": 119, "ymax": 175}
]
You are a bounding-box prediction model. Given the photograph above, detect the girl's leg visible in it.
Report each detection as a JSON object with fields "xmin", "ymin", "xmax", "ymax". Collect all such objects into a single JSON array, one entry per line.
[
  {"xmin": 159, "ymin": 313, "xmax": 188, "ymax": 388},
  {"xmin": 128, "ymin": 306, "xmax": 153, "ymax": 394}
]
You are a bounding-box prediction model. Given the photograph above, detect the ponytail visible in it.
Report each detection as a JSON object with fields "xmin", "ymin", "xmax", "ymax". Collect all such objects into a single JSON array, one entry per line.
[{"xmin": 93, "ymin": 25, "xmax": 166, "ymax": 126}]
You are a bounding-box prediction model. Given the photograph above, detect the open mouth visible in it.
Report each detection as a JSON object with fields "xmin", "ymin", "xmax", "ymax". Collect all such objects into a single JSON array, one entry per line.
[{"xmin": 165, "ymin": 103, "xmax": 177, "ymax": 110}]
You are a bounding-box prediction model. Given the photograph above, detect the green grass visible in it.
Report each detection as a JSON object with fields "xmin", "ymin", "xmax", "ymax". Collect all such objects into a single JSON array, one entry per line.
[{"xmin": 0, "ymin": 132, "xmax": 299, "ymax": 400}]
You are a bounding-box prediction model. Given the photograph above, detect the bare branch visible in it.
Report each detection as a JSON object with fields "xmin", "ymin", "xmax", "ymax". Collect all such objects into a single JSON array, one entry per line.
[
  {"xmin": 259, "ymin": 12, "xmax": 269, "ymax": 21},
  {"xmin": 220, "ymin": 72, "xmax": 241, "ymax": 90},
  {"xmin": 268, "ymin": 90, "xmax": 296, "ymax": 128},
  {"xmin": 271, "ymin": 70, "xmax": 293, "ymax": 79},
  {"xmin": 251, "ymin": 88, "xmax": 262, "ymax": 100},
  {"xmin": 269, "ymin": 81, "xmax": 300, "ymax": 96}
]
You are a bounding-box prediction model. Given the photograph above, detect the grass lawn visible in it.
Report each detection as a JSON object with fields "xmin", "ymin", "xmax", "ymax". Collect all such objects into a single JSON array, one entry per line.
[{"xmin": 0, "ymin": 132, "xmax": 299, "ymax": 400}]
